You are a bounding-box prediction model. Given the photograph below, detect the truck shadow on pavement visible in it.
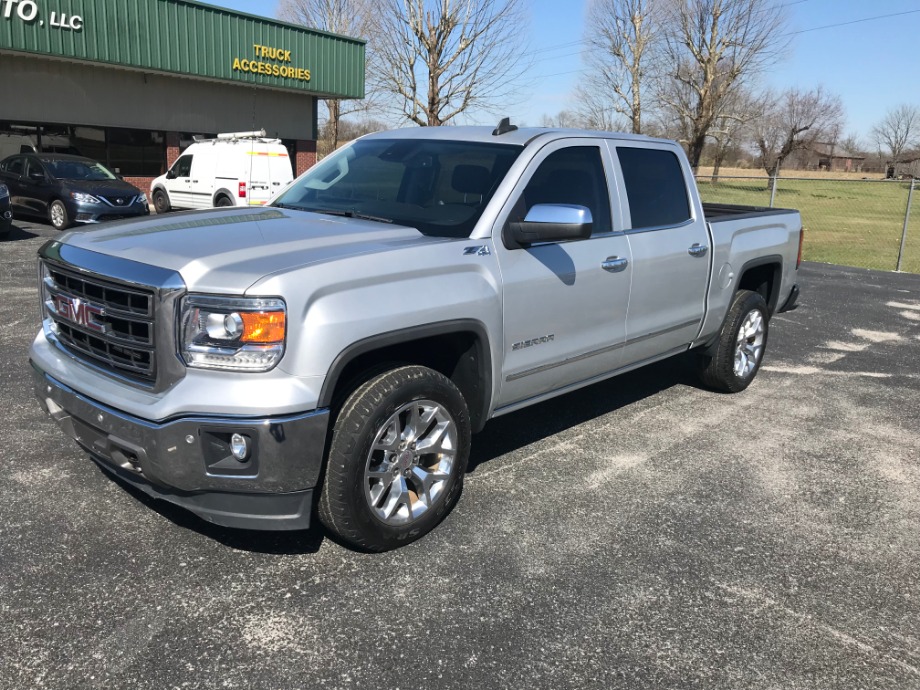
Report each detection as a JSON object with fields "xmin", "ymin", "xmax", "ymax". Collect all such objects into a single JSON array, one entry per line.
[
  {"xmin": 100, "ymin": 355, "xmax": 703, "ymax": 555},
  {"xmin": 467, "ymin": 355, "xmax": 702, "ymax": 473}
]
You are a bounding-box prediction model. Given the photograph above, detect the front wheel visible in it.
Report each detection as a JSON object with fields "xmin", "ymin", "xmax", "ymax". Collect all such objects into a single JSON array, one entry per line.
[
  {"xmin": 49, "ymin": 200, "xmax": 70, "ymax": 230},
  {"xmin": 318, "ymin": 366, "xmax": 471, "ymax": 552},
  {"xmin": 698, "ymin": 289, "xmax": 769, "ymax": 392},
  {"xmin": 152, "ymin": 189, "xmax": 170, "ymax": 214}
]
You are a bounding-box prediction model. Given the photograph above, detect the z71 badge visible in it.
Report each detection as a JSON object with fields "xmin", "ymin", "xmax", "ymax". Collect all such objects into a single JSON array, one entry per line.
[{"xmin": 512, "ymin": 334, "xmax": 554, "ymax": 351}]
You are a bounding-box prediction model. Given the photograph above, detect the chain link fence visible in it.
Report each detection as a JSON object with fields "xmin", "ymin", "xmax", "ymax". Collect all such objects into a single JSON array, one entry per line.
[{"xmin": 695, "ymin": 176, "xmax": 919, "ymax": 274}]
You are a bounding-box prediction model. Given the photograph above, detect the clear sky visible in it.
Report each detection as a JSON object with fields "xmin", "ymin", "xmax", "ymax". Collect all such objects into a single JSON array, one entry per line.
[{"xmin": 212, "ymin": 0, "xmax": 920, "ymax": 144}]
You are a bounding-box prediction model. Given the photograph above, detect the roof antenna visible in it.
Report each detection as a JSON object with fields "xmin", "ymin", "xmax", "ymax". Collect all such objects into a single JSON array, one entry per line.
[{"xmin": 492, "ymin": 117, "xmax": 518, "ymax": 136}]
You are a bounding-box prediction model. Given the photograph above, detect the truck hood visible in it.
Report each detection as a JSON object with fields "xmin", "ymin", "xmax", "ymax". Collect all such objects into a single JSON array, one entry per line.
[{"xmin": 60, "ymin": 207, "xmax": 448, "ymax": 293}]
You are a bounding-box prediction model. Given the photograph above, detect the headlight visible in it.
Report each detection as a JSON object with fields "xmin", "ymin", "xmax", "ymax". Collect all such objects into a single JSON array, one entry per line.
[
  {"xmin": 136, "ymin": 193, "xmax": 148, "ymax": 205},
  {"xmin": 180, "ymin": 295, "xmax": 286, "ymax": 371},
  {"xmin": 71, "ymin": 191, "xmax": 100, "ymax": 204}
]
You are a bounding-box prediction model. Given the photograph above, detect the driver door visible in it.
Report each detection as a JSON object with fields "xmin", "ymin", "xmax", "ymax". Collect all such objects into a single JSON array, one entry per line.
[
  {"xmin": 493, "ymin": 140, "xmax": 632, "ymax": 410},
  {"xmin": 165, "ymin": 154, "xmax": 194, "ymax": 209}
]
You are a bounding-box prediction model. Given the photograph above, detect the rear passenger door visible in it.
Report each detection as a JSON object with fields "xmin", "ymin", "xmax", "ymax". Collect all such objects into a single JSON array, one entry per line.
[
  {"xmin": 494, "ymin": 140, "xmax": 632, "ymax": 408},
  {"xmin": 610, "ymin": 143, "xmax": 710, "ymax": 366}
]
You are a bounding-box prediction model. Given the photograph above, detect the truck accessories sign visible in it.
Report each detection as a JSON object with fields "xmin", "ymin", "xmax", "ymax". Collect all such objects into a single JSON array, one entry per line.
[
  {"xmin": 1, "ymin": 0, "xmax": 83, "ymax": 31},
  {"xmin": 232, "ymin": 43, "xmax": 312, "ymax": 82}
]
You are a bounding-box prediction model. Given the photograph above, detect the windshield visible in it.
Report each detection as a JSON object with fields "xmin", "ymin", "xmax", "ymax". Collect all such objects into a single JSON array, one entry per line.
[
  {"xmin": 43, "ymin": 159, "xmax": 117, "ymax": 181},
  {"xmin": 272, "ymin": 138, "xmax": 522, "ymax": 238}
]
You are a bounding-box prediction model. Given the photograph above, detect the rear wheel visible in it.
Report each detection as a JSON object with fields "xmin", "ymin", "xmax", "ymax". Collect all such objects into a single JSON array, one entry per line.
[
  {"xmin": 49, "ymin": 200, "xmax": 70, "ymax": 230},
  {"xmin": 215, "ymin": 195, "xmax": 233, "ymax": 207},
  {"xmin": 698, "ymin": 289, "xmax": 769, "ymax": 392},
  {"xmin": 318, "ymin": 365, "xmax": 471, "ymax": 552},
  {"xmin": 152, "ymin": 189, "xmax": 170, "ymax": 214}
]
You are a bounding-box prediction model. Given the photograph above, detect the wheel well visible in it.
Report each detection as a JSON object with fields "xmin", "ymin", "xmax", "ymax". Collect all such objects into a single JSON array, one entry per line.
[
  {"xmin": 213, "ymin": 190, "xmax": 234, "ymax": 205},
  {"xmin": 322, "ymin": 327, "xmax": 491, "ymax": 433},
  {"xmin": 737, "ymin": 261, "xmax": 781, "ymax": 314}
]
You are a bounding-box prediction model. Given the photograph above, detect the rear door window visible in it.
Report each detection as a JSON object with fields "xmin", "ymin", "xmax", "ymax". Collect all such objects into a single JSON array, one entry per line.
[
  {"xmin": 616, "ymin": 147, "xmax": 691, "ymax": 229},
  {"xmin": 5, "ymin": 156, "xmax": 24, "ymax": 175}
]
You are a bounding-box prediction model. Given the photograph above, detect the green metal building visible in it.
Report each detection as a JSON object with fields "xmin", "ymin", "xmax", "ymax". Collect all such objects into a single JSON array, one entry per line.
[{"xmin": 0, "ymin": 0, "xmax": 365, "ymax": 187}]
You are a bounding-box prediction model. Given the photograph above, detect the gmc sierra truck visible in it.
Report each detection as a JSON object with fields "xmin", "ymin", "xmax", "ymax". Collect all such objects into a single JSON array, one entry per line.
[{"xmin": 31, "ymin": 124, "xmax": 802, "ymax": 551}]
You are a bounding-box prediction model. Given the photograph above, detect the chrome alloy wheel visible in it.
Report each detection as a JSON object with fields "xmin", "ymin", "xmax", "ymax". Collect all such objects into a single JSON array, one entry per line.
[
  {"xmin": 364, "ymin": 399, "xmax": 458, "ymax": 525},
  {"xmin": 734, "ymin": 309, "xmax": 765, "ymax": 378},
  {"xmin": 50, "ymin": 203, "xmax": 65, "ymax": 228}
]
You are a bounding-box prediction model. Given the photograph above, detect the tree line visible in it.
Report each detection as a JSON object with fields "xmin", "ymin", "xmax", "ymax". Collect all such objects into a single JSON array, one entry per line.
[{"xmin": 278, "ymin": 0, "xmax": 918, "ymax": 174}]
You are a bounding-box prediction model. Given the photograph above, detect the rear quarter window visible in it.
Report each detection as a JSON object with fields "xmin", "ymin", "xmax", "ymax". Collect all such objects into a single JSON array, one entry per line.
[{"xmin": 616, "ymin": 147, "xmax": 691, "ymax": 229}]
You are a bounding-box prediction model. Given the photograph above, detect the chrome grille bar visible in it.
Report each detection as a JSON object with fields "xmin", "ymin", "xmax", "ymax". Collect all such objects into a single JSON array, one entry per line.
[{"xmin": 42, "ymin": 263, "xmax": 157, "ymax": 384}]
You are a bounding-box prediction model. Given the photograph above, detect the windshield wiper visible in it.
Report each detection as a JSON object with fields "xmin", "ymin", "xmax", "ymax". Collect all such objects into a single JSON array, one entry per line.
[{"xmin": 310, "ymin": 208, "xmax": 393, "ymax": 224}]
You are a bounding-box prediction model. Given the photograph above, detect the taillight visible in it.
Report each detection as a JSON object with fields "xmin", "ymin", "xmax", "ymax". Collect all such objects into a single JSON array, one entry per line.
[
  {"xmin": 796, "ymin": 227, "xmax": 804, "ymax": 269},
  {"xmin": 238, "ymin": 182, "xmax": 247, "ymax": 198}
]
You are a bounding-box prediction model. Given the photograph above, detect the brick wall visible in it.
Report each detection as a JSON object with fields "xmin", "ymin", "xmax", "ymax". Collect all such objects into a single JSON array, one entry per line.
[{"xmin": 295, "ymin": 139, "xmax": 317, "ymax": 176}]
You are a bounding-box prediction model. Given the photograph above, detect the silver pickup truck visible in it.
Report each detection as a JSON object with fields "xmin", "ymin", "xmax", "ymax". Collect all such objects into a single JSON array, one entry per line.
[{"xmin": 31, "ymin": 124, "xmax": 802, "ymax": 551}]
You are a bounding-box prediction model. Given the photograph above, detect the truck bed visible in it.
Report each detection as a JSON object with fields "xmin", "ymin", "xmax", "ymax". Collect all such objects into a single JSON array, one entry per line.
[{"xmin": 702, "ymin": 202, "xmax": 796, "ymax": 222}]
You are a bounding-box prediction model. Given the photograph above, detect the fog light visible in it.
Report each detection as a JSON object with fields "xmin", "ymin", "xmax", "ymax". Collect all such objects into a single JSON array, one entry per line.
[{"xmin": 230, "ymin": 433, "xmax": 249, "ymax": 461}]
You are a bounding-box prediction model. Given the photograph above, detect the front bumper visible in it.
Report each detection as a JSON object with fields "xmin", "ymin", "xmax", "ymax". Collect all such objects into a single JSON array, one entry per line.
[
  {"xmin": 33, "ymin": 363, "xmax": 330, "ymax": 530},
  {"xmin": 0, "ymin": 209, "xmax": 10, "ymax": 235},
  {"xmin": 69, "ymin": 199, "xmax": 149, "ymax": 224}
]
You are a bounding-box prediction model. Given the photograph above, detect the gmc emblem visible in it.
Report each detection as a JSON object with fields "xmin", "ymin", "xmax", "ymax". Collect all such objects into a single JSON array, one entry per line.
[{"xmin": 52, "ymin": 295, "xmax": 106, "ymax": 333}]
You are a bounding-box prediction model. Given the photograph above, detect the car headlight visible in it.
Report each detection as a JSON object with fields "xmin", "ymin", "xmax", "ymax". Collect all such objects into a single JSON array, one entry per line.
[
  {"xmin": 71, "ymin": 191, "xmax": 100, "ymax": 204},
  {"xmin": 180, "ymin": 295, "xmax": 286, "ymax": 371},
  {"xmin": 136, "ymin": 193, "xmax": 148, "ymax": 205}
]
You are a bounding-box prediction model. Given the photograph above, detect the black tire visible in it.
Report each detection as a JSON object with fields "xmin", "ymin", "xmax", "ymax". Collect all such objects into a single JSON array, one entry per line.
[
  {"xmin": 698, "ymin": 289, "xmax": 769, "ymax": 393},
  {"xmin": 49, "ymin": 200, "xmax": 70, "ymax": 230},
  {"xmin": 318, "ymin": 365, "xmax": 471, "ymax": 552},
  {"xmin": 152, "ymin": 189, "xmax": 170, "ymax": 214},
  {"xmin": 215, "ymin": 196, "xmax": 233, "ymax": 207}
]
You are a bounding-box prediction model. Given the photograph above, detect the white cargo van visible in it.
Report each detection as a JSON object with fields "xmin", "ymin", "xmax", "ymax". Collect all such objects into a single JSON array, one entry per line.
[{"xmin": 150, "ymin": 130, "xmax": 294, "ymax": 213}]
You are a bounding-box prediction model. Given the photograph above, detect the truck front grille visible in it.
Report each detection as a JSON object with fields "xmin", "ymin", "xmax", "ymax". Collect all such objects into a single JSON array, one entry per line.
[{"xmin": 43, "ymin": 264, "xmax": 157, "ymax": 385}]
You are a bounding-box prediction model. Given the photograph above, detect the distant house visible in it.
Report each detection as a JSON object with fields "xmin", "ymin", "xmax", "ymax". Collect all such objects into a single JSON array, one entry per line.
[
  {"xmin": 886, "ymin": 152, "xmax": 920, "ymax": 179},
  {"xmin": 811, "ymin": 142, "xmax": 866, "ymax": 173}
]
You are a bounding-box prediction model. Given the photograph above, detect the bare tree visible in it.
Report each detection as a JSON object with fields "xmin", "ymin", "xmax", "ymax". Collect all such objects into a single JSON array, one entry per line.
[
  {"xmin": 579, "ymin": 0, "xmax": 659, "ymax": 134},
  {"xmin": 539, "ymin": 110, "xmax": 585, "ymax": 128},
  {"xmin": 708, "ymin": 87, "xmax": 758, "ymax": 180},
  {"xmin": 371, "ymin": 0, "xmax": 528, "ymax": 126},
  {"xmin": 871, "ymin": 104, "xmax": 920, "ymax": 164},
  {"xmin": 659, "ymin": 0, "xmax": 787, "ymax": 171},
  {"xmin": 752, "ymin": 86, "xmax": 845, "ymax": 176},
  {"xmin": 278, "ymin": 0, "xmax": 376, "ymax": 152}
]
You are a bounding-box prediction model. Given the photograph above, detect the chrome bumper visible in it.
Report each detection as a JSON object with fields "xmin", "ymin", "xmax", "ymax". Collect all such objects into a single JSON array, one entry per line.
[{"xmin": 32, "ymin": 362, "xmax": 330, "ymax": 530}]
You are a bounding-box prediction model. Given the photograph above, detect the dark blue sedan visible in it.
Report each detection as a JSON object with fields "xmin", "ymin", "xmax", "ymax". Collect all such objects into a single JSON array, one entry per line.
[{"xmin": 0, "ymin": 153, "xmax": 149, "ymax": 230}]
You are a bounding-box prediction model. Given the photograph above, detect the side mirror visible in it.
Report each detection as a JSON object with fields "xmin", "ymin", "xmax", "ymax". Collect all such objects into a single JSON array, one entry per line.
[
  {"xmin": 28, "ymin": 170, "xmax": 45, "ymax": 182},
  {"xmin": 504, "ymin": 204, "xmax": 593, "ymax": 249},
  {"xmin": 165, "ymin": 170, "xmax": 177, "ymax": 180}
]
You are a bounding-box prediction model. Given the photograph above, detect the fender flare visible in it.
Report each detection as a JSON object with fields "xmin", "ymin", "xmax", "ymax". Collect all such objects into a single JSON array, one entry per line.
[{"xmin": 318, "ymin": 319, "xmax": 494, "ymax": 432}]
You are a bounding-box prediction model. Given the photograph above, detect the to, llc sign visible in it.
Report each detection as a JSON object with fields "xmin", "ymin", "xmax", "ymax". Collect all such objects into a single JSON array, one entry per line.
[{"xmin": 1, "ymin": 0, "xmax": 83, "ymax": 30}]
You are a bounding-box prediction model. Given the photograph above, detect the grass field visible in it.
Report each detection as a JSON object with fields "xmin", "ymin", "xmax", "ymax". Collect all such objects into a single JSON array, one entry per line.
[{"xmin": 695, "ymin": 175, "xmax": 920, "ymax": 274}]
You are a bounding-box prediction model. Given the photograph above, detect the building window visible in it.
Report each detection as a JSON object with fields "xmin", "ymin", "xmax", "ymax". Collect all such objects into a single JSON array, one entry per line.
[{"xmin": 107, "ymin": 128, "xmax": 165, "ymax": 177}]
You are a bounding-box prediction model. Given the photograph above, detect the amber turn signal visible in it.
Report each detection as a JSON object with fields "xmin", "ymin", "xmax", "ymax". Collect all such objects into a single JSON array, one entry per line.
[{"xmin": 240, "ymin": 311, "xmax": 286, "ymax": 343}]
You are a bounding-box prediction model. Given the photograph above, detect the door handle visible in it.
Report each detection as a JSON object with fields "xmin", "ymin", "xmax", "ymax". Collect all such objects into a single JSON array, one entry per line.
[
  {"xmin": 688, "ymin": 243, "xmax": 708, "ymax": 257},
  {"xmin": 601, "ymin": 256, "xmax": 628, "ymax": 272}
]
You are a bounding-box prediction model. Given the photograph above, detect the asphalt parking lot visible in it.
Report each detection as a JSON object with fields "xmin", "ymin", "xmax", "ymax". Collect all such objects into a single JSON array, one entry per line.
[{"xmin": 2, "ymin": 217, "xmax": 919, "ymax": 690}]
